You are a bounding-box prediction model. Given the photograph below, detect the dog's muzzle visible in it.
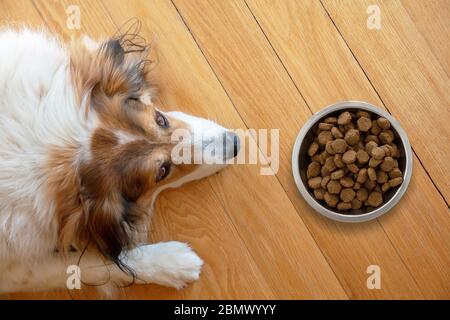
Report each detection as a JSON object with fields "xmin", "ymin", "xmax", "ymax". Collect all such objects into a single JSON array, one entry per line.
[{"xmin": 223, "ymin": 131, "xmax": 240, "ymax": 160}]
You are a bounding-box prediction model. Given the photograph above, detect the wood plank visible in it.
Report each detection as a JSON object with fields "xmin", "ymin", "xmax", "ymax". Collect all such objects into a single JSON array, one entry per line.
[
  {"xmin": 101, "ymin": 0, "xmax": 347, "ymax": 299},
  {"xmin": 322, "ymin": 0, "xmax": 450, "ymax": 202},
  {"xmin": 0, "ymin": 0, "xmax": 43, "ymax": 28},
  {"xmin": 173, "ymin": 0, "xmax": 425, "ymax": 299},
  {"xmin": 245, "ymin": 0, "xmax": 450, "ymax": 298},
  {"xmin": 401, "ymin": 0, "xmax": 450, "ymax": 74},
  {"xmin": 31, "ymin": 0, "xmax": 273, "ymax": 299},
  {"xmin": 175, "ymin": 1, "xmax": 448, "ymax": 297}
]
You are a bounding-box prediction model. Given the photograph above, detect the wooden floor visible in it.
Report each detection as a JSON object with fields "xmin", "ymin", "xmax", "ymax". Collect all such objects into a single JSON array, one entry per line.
[{"xmin": 0, "ymin": 0, "xmax": 449, "ymax": 299}]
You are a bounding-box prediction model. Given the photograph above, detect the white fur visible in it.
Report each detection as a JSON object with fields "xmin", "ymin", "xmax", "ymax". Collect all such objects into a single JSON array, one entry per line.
[
  {"xmin": 0, "ymin": 29, "xmax": 85, "ymax": 264},
  {"xmin": 0, "ymin": 29, "xmax": 232, "ymax": 294}
]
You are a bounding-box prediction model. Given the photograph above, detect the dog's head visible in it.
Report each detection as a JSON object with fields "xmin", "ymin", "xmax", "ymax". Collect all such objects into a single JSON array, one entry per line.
[{"xmin": 55, "ymin": 32, "xmax": 239, "ymax": 270}]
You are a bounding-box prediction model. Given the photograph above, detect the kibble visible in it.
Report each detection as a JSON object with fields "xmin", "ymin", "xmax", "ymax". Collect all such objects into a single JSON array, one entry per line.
[
  {"xmin": 307, "ymin": 161, "xmax": 321, "ymax": 178},
  {"xmin": 324, "ymin": 117, "xmax": 338, "ymax": 124},
  {"xmin": 321, "ymin": 165, "xmax": 330, "ymax": 177},
  {"xmin": 314, "ymin": 188, "xmax": 327, "ymax": 200},
  {"xmin": 337, "ymin": 202, "xmax": 352, "ymax": 210},
  {"xmin": 331, "ymin": 139, "xmax": 347, "ymax": 153},
  {"xmin": 308, "ymin": 176, "xmax": 322, "ymax": 189},
  {"xmin": 351, "ymin": 198, "xmax": 363, "ymax": 209},
  {"xmin": 365, "ymin": 141, "xmax": 378, "ymax": 155},
  {"xmin": 342, "ymin": 150, "xmax": 357, "ymax": 164},
  {"xmin": 380, "ymin": 157, "xmax": 395, "ymax": 172},
  {"xmin": 368, "ymin": 167, "xmax": 377, "ymax": 181},
  {"xmin": 318, "ymin": 131, "xmax": 333, "ymax": 145},
  {"xmin": 304, "ymin": 110, "xmax": 404, "ymax": 213},
  {"xmin": 324, "ymin": 192, "xmax": 339, "ymax": 207},
  {"xmin": 367, "ymin": 191, "xmax": 383, "ymax": 207},
  {"xmin": 308, "ymin": 142, "xmax": 319, "ymax": 157},
  {"xmin": 324, "ymin": 157, "xmax": 337, "ymax": 172},
  {"xmin": 319, "ymin": 151, "xmax": 329, "ymax": 165},
  {"xmin": 334, "ymin": 154, "xmax": 346, "ymax": 168},
  {"xmin": 357, "ymin": 117, "xmax": 372, "ymax": 132},
  {"xmin": 356, "ymin": 168, "xmax": 368, "ymax": 184},
  {"xmin": 331, "ymin": 126, "xmax": 344, "ymax": 139},
  {"xmin": 376, "ymin": 171, "xmax": 389, "ymax": 184},
  {"xmin": 340, "ymin": 188, "xmax": 356, "ymax": 202},
  {"xmin": 365, "ymin": 135, "xmax": 379, "ymax": 144},
  {"xmin": 340, "ymin": 177, "xmax": 354, "ymax": 188},
  {"xmin": 379, "ymin": 130, "xmax": 394, "ymax": 144},
  {"xmin": 321, "ymin": 176, "xmax": 331, "ymax": 189},
  {"xmin": 357, "ymin": 111, "xmax": 371, "ymax": 119},
  {"xmin": 389, "ymin": 168, "xmax": 402, "ymax": 179},
  {"xmin": 364, "ymin": 179, "xmax": 377, "ymax": 191},
  {"xmin": 319, "ymin": 122, "xmax": 333, "ymax": 130},
  {"xmin": 381, "ymin": 182, "xmax": 391, "ymax": 193},
  {"xmin": 371, "ymin": 120, "xmax": 381, "ymax": 135},
  {"xmin": 356, "ymin": 149, "xmax": 370, "ymax": 164},
  {"xmin": 371, "ymin": 147, "xmax": 385, "ymax": 160},
  {"xmin": 377, "ymin": 117, "xmax": 390, "ymax": 129},
  {"xmin": 325, "ymin": 141, "xmax": 336, "ymax": 155},
  {"xmin": 369, "ymin": 157, "xmax": 382, "ymax": 168},
  {"xmin": 345, "ymin": 129, "xmax": 360, "ymax": 146},
  {"xmin": 337, "ymin": 111, "xmax": 352, "ymax": 125},
  {"xmin": 331, "ymin": 169, "xmax": 345, "ymax": 180},
  {"xmin": 389, "ymin": 177, "xmax": 403, "ymax": 187},
  {"xmin": 356, "ymin": 188, "xmax": 368, "ymax": 202},
  {"xmin": 346, "ymin": 163, "xmax": 359, "ymax": 174},
  {"xmin": 327, "ymin": 180, "xmax": 342, "ymax": 194}
]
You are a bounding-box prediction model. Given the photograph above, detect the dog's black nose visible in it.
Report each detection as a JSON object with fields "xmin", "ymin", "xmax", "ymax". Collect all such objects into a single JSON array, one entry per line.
[
  {"xmin": 223, "ymin": 131, "xmax": 240, "ymax": 159},
  {"xmin": 232, "ymin": 133, "xmax": 240, "ymax": 157}
]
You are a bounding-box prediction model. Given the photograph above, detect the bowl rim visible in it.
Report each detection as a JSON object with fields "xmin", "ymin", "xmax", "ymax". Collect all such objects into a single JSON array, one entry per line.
[{"xmin": 291, "ymin": 101, "xmax": 413, "ymax": 223}]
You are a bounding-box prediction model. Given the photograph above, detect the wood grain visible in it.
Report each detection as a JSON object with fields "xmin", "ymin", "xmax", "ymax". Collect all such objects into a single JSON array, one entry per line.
[
  {"xmin": 0, "ymin": 0, "xmax": 448, "ymax": 299},
  {"xmin": 31, "ymin": 0, "xmax": 275, "ymax": 300},
  {"xmin": 245, "ymin": 0, "xmax": 449, "ymax": 298},
  {"xmin": 401, "ymin": 0, "xmax": 450, "ymax": 74},
  {"xmin": 322, "ymin": 0, "xmax": 450, "ymax": 202},
  {"xmin": 173, "ymin": 0, "xmax": 427, "ymax": 299},
  {"xmin": 102, "ymin": 0, "xmax": 347, "ymax": 299}
]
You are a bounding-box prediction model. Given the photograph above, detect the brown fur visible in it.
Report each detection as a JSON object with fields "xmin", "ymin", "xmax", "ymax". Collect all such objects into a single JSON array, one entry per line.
[{"xmin": 45, "ymin": 34, "xmax": 197, "ymax": 271}]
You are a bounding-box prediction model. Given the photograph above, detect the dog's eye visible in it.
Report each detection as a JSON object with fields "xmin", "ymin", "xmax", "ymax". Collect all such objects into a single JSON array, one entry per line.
[
  {"xmin": 127, "ymin": 96, "xmax": 139, "ymax": 103},
  {"xmin": 155, "ymin": 111, "xmax": 169, "ymax": 128},
  {"xmin": 156, "ymin": 162, "xmax": 171, "ymax": 182}
]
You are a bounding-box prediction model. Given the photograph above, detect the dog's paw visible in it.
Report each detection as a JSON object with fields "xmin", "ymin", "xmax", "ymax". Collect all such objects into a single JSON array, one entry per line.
[{"xmin": 131, "ymin": 241, "xmax": 203, "ymax": 289}]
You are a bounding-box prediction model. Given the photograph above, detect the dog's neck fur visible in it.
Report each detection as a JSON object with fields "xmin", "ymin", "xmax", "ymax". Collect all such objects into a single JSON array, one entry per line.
[{"xmin": 0, "ymin": 29, "xmax": 92, "ymax": 262}]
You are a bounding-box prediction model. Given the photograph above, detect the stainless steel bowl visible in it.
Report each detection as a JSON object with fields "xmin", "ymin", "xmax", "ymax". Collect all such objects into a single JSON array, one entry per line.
[{"xmin": 292, "ymin": 101, "xmax": 413, "ymax": 222}]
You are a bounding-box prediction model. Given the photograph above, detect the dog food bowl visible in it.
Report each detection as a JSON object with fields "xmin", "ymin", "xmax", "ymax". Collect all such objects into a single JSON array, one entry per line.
[{"xmin": 292, "ymin": 101, "xmax": 413, "ymax": 222}]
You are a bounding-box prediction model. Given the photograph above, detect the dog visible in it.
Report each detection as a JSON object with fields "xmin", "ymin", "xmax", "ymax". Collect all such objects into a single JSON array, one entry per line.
[{"xmin": 0, "ymin": 27, "xmax": 239, "ymax": 294}]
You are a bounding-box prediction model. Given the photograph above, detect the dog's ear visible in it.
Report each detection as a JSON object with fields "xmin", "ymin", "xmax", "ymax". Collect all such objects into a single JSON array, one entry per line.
[
  {"xmin": 81, "ymin": 193, "xmax": 131, "ymax": 266},
  {"xmin": 104, "ymin": 39, "xmax": 125, "ymax": 66},
  {"xmin": 79, "ymin": 187, "xmax": 147, "ymax": 273},
  {"xmin": 94, "ymin": 36, "xmax": 150, "ymax": 97},
  {"xmin": 70, "ymin": 35, "xmax": 151, "ymax": 118},
  {"xmin": 73, "ymin": 129, "xmax": 149, "ymax": 270}
]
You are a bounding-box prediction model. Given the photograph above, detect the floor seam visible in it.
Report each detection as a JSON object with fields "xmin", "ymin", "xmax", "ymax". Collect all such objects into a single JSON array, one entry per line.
[
  {"xmin": 320, "ymin": 0, "xmax": 428, "ymax": 297},
  {"xmin": 172, "ymin": 0, "xmax": 349, "ymax": 298}
]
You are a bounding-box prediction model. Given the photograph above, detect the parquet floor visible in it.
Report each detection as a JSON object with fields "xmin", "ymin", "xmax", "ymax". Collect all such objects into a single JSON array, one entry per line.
[{"xmin": 0, "ymin": 0, "xmax": 448, "ymax": 299}]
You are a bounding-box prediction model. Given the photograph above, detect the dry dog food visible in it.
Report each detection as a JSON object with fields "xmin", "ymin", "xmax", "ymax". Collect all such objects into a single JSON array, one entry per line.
[{"xmin": 306, "ymin": 110, "xmax": 404, "ymax": 213}]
